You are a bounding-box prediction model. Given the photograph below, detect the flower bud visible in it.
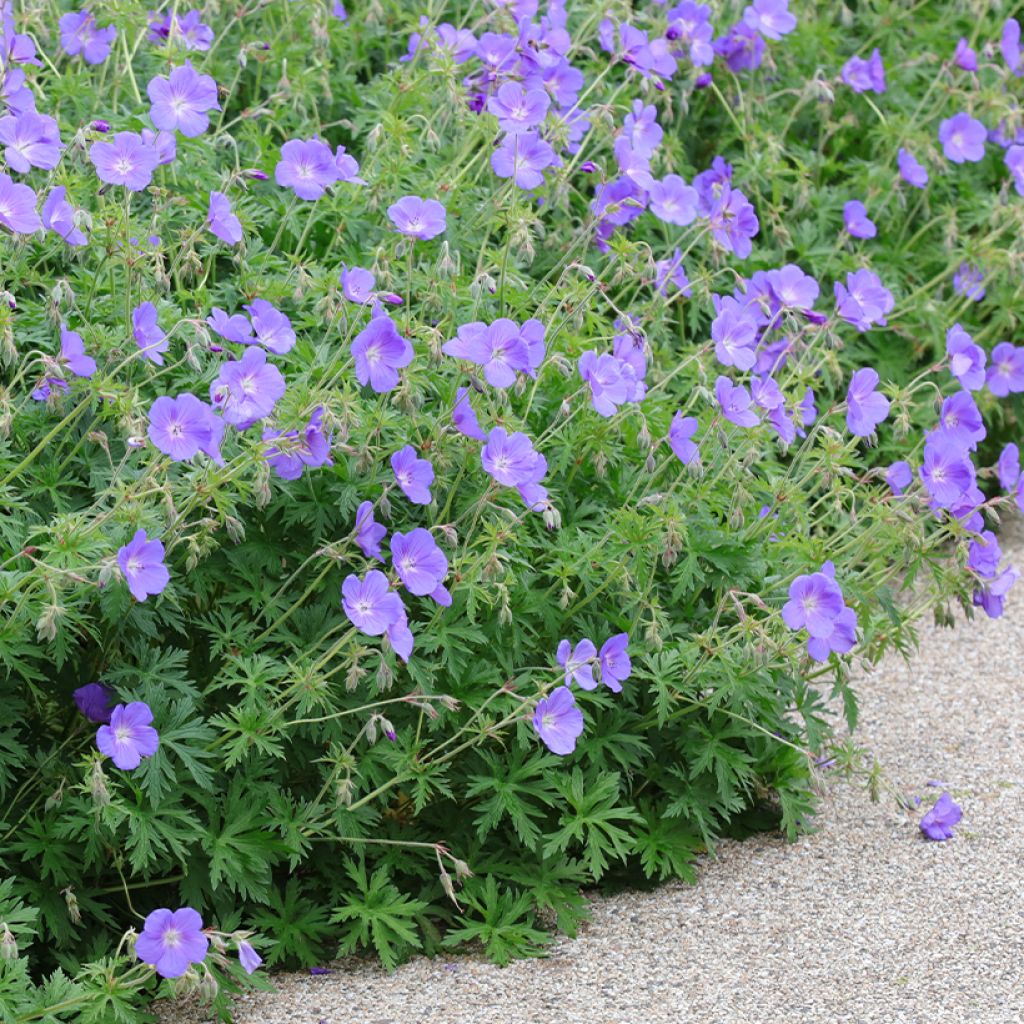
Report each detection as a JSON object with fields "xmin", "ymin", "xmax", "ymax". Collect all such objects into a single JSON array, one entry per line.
[
  {"xmin": 0, "ymin": 924, "xmax": 18, "ymax": 960},
  {"xmin": 90, "ymin": 761, "xmax": 110, "ymax": 808}
]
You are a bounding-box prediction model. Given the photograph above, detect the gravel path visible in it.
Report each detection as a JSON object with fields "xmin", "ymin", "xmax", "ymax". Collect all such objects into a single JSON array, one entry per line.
[{"xmin": 159, "ymin": 525, "xmax": 1024, "ymax": 1024}]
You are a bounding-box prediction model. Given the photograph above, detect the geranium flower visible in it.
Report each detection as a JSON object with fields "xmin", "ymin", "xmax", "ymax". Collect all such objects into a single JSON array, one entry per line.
[
  {"xmin": 533, "ymin": 686, "xmax": 584, "ymax": 755},
  {"xmin": 42, "ymin": 187, "xmax": 86, "ymax": 246},
  {"xmin": 452, "ymin": 387, "xmax": 487, "ymax": 440},
  {"xmin": 59, "ymin": 325, "xmax": 96, "ymax": 378},
  {"xmin": 208, "ymin": 191, "xmax": 241, "ymax": 244},
  {"xmin": 938, "ymin": 113, "xmax": 986, "ymax": 164},
  {"xmin": 557, "ymin": 638, "xmax": 597, "ymax": 690},
  {"xmin": 622, "ymin": 100, "xmax": 663, "ymax": 157},
  {"xmin": 148, "ymin": 62, "xmax": 219, "ymax": 137},
  {"xmin": 147, "ymin": 9, "xmax": 214, "ymax": 50},
  {"xmin": 481, "ymin": 427, "xmax": 542, "ymax": 488},
  {"xmin": 897, "ymin": 147, "xmax": 928, "ymax": 188},
  {"xmin": 73, "ymin": 682, "xmax": 114, "ymax": 724},
  {"xmin": 207, "ymin": 307, "xmax": 255, "ymax": 346},
  {"xmin": 782, "ymin": 572, "xmax": 845, "ymax": 638},
  {"xmin": 953, "ymin": 37, "xmax": 977, "ymax": 72},
  {"xmin": 841, "ymin": 49, "xmax": 885, "ymax": 93},
  {"xmin": 147, "ymin": 393, "xmax": 219, "ymax": 462},
  {"xmin": 649, "ymin": 174, "xmax": 698, "ymax": 226},
  {"xmin": 579, "ymin": 351, "xmax": 629, "ymax": 417},
  {"xmin": 998, "ymin": 443, "xmax": 1020, "ymax": 492},
  {"xmin": 96, "ymin": 701, "xmax": 159, "ymax": 770},
  {"xmin": 118, "ymin": 530, "xmax": 170, "ymax": 601},
  {"xmin": 919, "ymin": 439, "xmax": 974, "ymax": 507},
  {"xmin": 132, "ymin": 302, "xmax": 169, "ymax": 365},
  {"xmin": 391, "ymin": 445, "xmax": 434, "ymax": 505},
  {"xmin": 845, "ymin": 367, "xmax": 889, "ymax": 436},
  {"xmin": 886, "ymin": 461, "xmax": 912, "ymax": 495},
  {"xmin": 945, "ymin": 324, "xmax": 985, "ymax": 391},
  {"xmin": 711, "ymin": 296, "xmax": 759, "ymax": 370},
  {"xmin": 987, "ymin": 343, "xmax": 1024, "ymax": 397},
  {"xmin": 387, "ymin": 195, "xmax": 446, "ymax": 239},
  {"xmin": 352, "ymin": 313, "xmax": 413, "ymax": 393},
  {"xmin": 743, "ymin": 0, "xmax": 797, "ymax": 40},
  {"xmin": 90, "ymin": 131, "xmax": 159, "ymax": 191},
  {"xmin": 391, "ymin": 528, "xmax": 450, "ymax": 605},
  {"xmin": 715, "ymin": 376, "xmax": 760, "ymax": 427},
  {"xmin": 0, "ymin": 111, "xmax": 63, "ymax": 172},
  {"xmin": 491, "ymin": 132, "xmax": 556, "ymax": 189},
  {"xmin": 354, "ymin": 501, "xmax": 386, "ymax": 562},
  {"xmin": 0, "ymin": 172, "xmax": 41, "ymax": 234},
  {"xmin": 238, "ymin": 941, "xmax": 262, "ymax": 975},
  {"xmin": 668, "ymin": 412, "xmax": 700, "ymax": 465},
  {"xmin": 708, "ymin": 186, "xmax": 758, "ymax": 258},
  {"xmin": 135, "ymin": 907, "xmax": 208, "ymax": 978},
  {"xmin": 275, "ymin": 138, "xmax": 339, "ymax": 200},
  {"xmin": 919, "ymin": 792, "xmax": 962, "ymax": 841},
  {"xmin": 211, "ymin": 347, "xmax": 286, "ymax": 428},
  {"xmin": 486, "ymin": 81, "xmax": 550, "ymax": 133},
  {"xmin": 245, "ymin": 299, "xmax": 294, "ymax": 354},
  {"xmin": 598, "ymin": 633, "xmax": 631, "ymax": 692},
  {"xmin": 59, "ymin": 10, "xmax": 116, "ymax": 64},
  {"xmin": 444, "ymin": 320, "xmax": 531, "ymax": 388},
  {"xmin": 341, "ymin": 570, "xmax": 405, "ymax": 636},
  {"xmin": 833, "ymin": 268, "xmax": 893, "ymax": 332},
  {"xmin": 843, "ymin": 200, "xmax": 876, "ymax": 239},
  {"xmin": 263, "ymin": 408, "xmax": 332, "ymax": 480}
]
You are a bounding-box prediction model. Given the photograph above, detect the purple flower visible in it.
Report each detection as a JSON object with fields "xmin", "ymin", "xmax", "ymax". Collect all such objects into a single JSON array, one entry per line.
[
  {"xmin": 714, "ymin": 22, "xmax": 764, "ymax": 73},
  {"xmin": 648, "ymin": 174, "xmax": 698, "ymax": 226},
  {"xmin": 843, "ymin": 200, "xmax": 876, "ymax": 240},
  {"xmin": 147, "ymin": 393, "xmax": 219, "ymax": 462},
  {"xmin": 833, "ymin": 268, "xmax": 894, "ymax": 332},
  {"xmin": 60, "ymin": 325, "xmax": 96, "ymax": 378},
  {"xmin": 135, "ymin": 907, "xmax": 208, "ymax": 978},
  {"xmin": 782, "ymin": 572, "xmax": 845, "ymax": 638},
  {"xmin": 711, "ymin": 296, "xmax": 759, "ymax": 370},
  {"xmin": 486, "ymin": 82, "xmax": 550, "ymax": 133},
  {"xmin": 938, "ymin": 113, "xmax": 986, "ymax": 164},
  {"xmin": 846, "ymin": 368, "xmax": 889, "ymax": 437},
  {"xmin": 533, "ymin": 686, "xmax": 584, "ymax": 756},
  {"xmin": 953, "ymin": 37, "xmax": 977, "ymax": 72},
  {"xmin": 443, "ymin": 320, "xmax": 531, "ymax": 388},
  {"xmin": 73, "ymin": 682, "xmax": 115, "ymax": 724},
  {"xmin": 919, "ymin": 439, "xmax": 974, "ymax": 507},
  {"xmin": 491, "ymin": 132, "xmax": 556, "ymax": 190},
  {"xmin": 333, "ymin": 144, "xmax": 365, "ymax": 185},
  {"xmin": 897, "ymin": 147, "xmax": 929, "ymax": 188},
  {"xmin": 934, "ymin": 390, "xmax": 985, "ymax": 450},
  {"xmin": 481, "ymin": 427, "xmax": 547, "ymax": 503},
  {"xmin": 245, "ymin": 299, "xmax": 294, "ymax": 355},
  {"xmin": 998, "ymin": 443, "xmax": 1020, "ymax": 491},
  {"xmin": 208, "ymin": 191, "xmax": 241, "ymax": 245},
  {"xmin": 668, "ymin": 412, "xmax": 700, "ymax": 465},
  {"xmin": 715, "ymin": 376, "xmax": 760, "ymax": 428},
  {"xmin": 1001, "ymin": 18, "xmax": 1023, "ymax": 76},
  {"xmin": 654, "ymin": 249, "xmax": 692, "ymax": 298},
  {"xmin": 59, "ymin": 10, "xmax": 117, "ymax": 64},
  {"xmin": 147, "ymin": 62, "xmax": 219, "ymax": 136},
  {"xmin": 147, "ymin": 10, "xmax": 214, "ymax": 50},
  {"xmin": 354, "ymin": 501, "xmax": 386, "ymax": 562},
  {"xmin": 141, "ymin": 128, "xmax": 177, "ymax": 166},
  {"xmin": 708, "ymin": 187, "xmax": 758, "ymax": 259},
  {"xmin": 886, "ymin": 461, "xmax": 912, "ymax": 496},
  {"xmin": 31, "ymin": 378, "xmax": 70, "ymax": 402},
  {"xmin": 1007, "ymin": 145, "xmax": 1024, "ymax": 196},
  {"xmin": 207, "ymin": 308, "xmax": 255, "ymax": 346},
  {"xmin": 987, "ymin": 343, "xmax": 1024, "ymax": 397},
  {"xmin": 132, "ymin": 302, "xmax": 168, "ymax": 365},
  {"xmin": 452, "ymin": 387, "xmax": 487, "ymax": 440},
  {"xmin": 742, "ymin": 0, "xmax": 797, "ymax": 40},
  {"xmin": 211, "ymin": 347, "xmax": 286, "ymax": 429},
  {"xmin": 0, "ymin": 111, "xmax": 63, "ymax": 172},
  {"xmin": 391, "ymin": 528, "xmax": 450, "ymax": 604},
  {"xmin": 340, "ymin": 265, "xmax": 375, "ymax": 304},
  {"xmin": 766, "ymin": 264, "xmax": 819, "ymax": 312},
  {"xmin": 557, "ymin": 638, "xmax": 597, "ymax": 690},
  {"xmin": 666, "ymin": 3, "xmax": 715, "ymax": 66},
  {"xmin": 974, "ymin": 565, "xmax": 1019, "ymax": 618},
  {"xmin": 919, "ymin": 792, "xmax": 962, "ymax": 841},
  {"xmin": 806, "ymin": 605, "xmax": 858, "ymax": 662},
  {"xmin": 953, "ymin": 263, "xmax": 985, "ymax": 302},
  {"xmin": 945, "ymin": 324, "xmax": 986, "ymax": 391},
  {"xmin": 387, "ymin": 195, "xmax": 446, "ymax": 240},
  {"xmin": 391, "ymin": 445, "xmax": 434, "ymax": 505},
  {"xmin": 598, "ymin": 633, "xmax": 631, "ymax": 693},
  {"xmin": 352, "ymin": 313, "xmax": 414, "ymax": 393},
  {"xmin": 96, "ymin": 701, "xmax": 159, "ymax": 770},
  {"xmin": 622, "ymin": 100, "xmax": 663, "ymax": 158},
  {"xmin": 968, "ymin": 530, "xmax": 1001, "ymax": 580},
  {"xmin": 841, "ymin": 49, "xmax": 885, "ymax": 93},
  {"xmin": 90, "ymin": 131, "xmax": 159, "ymax": 191},
  {"xmin": 238, "ymin": 941, "xmax": 262, "ymax": 975},
  {"xmin": 42, "ymin": 186, "xmax": 86, "ymax": 246},
  {"xmin": 118, "ymin": 530, "xmax": 170, "ymax": 602},
  {"xmin": 342, "ymin": 569, "xmax": 405, "ymax": 636},
  {"xmin": 0, "ymin": 172, "xmax": 40, "ymax": 235},
  {"xmin": 263, "ymin": 408, "xmax": 332, "ymax": 481},
  {"xmin": 579, "ymin": 351, "xmax": 629, "ymax": 417},
  {"xmin": 275, "ymin": 138, "xmax": 339, "ymax": 200}
]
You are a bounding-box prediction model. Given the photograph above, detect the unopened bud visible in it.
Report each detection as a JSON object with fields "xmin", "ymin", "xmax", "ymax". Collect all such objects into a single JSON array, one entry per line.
[{"xmin": 0, "ymin": 924, "xmax": 17, "ymax": 960}]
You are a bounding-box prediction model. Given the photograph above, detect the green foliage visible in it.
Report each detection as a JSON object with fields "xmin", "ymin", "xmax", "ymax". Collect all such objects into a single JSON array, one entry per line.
[{"xmin": 0, "ymin": 1, "xmax": 1020, "ymax": 1020}]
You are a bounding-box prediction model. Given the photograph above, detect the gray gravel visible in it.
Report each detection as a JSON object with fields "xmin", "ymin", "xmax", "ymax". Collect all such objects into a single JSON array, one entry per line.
[{"xmin": 159, "ymin": 524, "xmax": 1024, "ymax": 1024}]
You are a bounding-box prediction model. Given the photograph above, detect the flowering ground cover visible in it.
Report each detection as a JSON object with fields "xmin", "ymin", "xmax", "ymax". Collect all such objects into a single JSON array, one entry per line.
[{"xmin": 0, "ymin": 0, "xmax": 1023, "ymax": 1019}]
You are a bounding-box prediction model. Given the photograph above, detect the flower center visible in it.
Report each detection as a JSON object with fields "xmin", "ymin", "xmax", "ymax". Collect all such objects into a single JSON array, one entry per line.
[{"xmin": 163, "ymin": 927, "xmax": 181, "ymax": 949}]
